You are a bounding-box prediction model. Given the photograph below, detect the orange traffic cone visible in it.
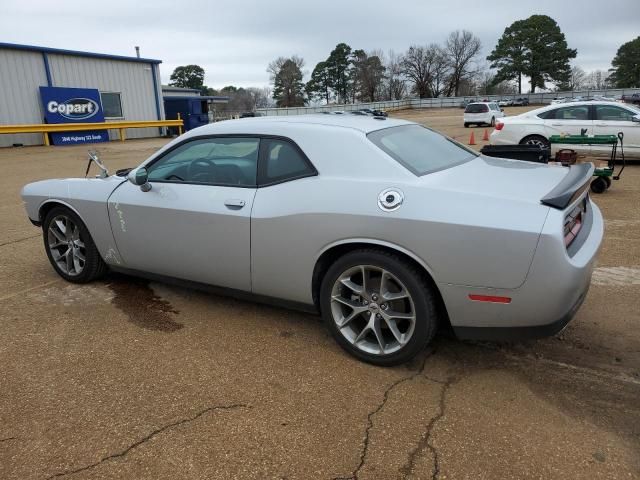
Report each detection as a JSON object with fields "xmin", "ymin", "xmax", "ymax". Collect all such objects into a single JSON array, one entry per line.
[
  {"xmin": 468, "ymin": 131, "xmax": 476, "ymax": 145},
  {"xmin": 482, "ymin": 129, "xmax": 489, "ymax": 141}
]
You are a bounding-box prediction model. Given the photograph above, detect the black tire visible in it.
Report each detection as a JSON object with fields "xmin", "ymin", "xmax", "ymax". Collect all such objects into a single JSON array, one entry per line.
[
  {"xmin": 320, "ymin": 249, "xmax": 439, "ymax": 366},
  {"xmin": 42, "ymin": 206, "xmax": 108, "ymax": 283},
  {"xmin": 464, "ymin": 123, "xmax": 469, "ymax": 128},
  {"xmin": 603, "ymin": 176, "xmax": 612, "ymax": 189},
  {"xmin": 590, "ymin": 177, "xmax": 607, "ymax": 194},
  {"xmin": 520, "ymin": 135, "xmax": 550, "ymax": 149}
]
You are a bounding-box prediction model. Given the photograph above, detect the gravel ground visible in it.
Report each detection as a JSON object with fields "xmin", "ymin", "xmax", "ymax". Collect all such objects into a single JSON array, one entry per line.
[{"xmin": 0, "ymin": 110, "xmax": 638, "ymax": 479}]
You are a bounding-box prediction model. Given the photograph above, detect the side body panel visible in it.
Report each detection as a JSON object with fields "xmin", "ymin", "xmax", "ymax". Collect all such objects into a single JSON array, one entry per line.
[
  {"xmin": 251, "ymin": 144, "xmax": 553, "ymax": 305},
  {"xmin": 21, "ymin": 177, "xmax": 126, "ymax": 265}
]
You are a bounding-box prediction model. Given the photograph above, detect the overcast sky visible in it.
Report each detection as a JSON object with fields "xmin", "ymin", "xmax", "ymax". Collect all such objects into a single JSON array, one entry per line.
[{"xmin": 2, "ymin": 0, "xmax": 639, "ymax": 90}]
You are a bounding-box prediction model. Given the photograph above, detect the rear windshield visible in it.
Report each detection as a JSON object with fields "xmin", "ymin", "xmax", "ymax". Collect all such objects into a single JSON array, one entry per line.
[
  {"xmin": 465, "ymin": 104, "xmax": 488, "ymax": 113},
  {"xmin": 367, "ymin": 124, "xmax": 478, "ymax": 176}
]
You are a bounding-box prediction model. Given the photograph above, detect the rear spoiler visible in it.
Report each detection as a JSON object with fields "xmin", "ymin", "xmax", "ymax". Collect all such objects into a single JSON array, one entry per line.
[{"xmin": 540, "ymin": 163, "xmax": 594, "ymax": 209}]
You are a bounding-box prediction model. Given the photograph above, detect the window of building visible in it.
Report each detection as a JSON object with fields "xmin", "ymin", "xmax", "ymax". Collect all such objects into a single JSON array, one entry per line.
[{"xmin": 100, "ymin": 92, "xmax": 123, "ymax": 118}]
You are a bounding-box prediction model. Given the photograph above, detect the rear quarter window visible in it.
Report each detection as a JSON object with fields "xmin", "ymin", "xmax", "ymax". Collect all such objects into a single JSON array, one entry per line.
[{"xmin": 368, "ymin": 124, "xmax": 478, "ymax": 176}]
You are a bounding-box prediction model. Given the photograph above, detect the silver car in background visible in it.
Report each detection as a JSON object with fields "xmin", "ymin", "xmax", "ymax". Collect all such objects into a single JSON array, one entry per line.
[{"xmin": 21, "ymin": 115, "xmax": 603, "ymax": 365}]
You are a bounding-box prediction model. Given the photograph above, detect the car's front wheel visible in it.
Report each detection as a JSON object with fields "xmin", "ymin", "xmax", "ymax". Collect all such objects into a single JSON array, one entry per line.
[
  {"xmin": 43, "ymin": 206, "xmax": 108, "ymax": 283},
  {"xmin": 320, "ymin": 249, "xmax": 439, "ymax": 366}
]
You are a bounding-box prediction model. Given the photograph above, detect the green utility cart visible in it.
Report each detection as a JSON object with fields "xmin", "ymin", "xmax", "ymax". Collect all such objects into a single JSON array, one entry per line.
[{"xmin": 548, "ymin": 132, "xmax": 626, "ymax": 194}]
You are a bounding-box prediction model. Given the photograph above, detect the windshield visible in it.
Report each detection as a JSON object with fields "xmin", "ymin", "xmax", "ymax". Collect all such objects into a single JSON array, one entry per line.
[{"xmin": 367, "ymin": 124, "xmax": 478, "ymax": 176}]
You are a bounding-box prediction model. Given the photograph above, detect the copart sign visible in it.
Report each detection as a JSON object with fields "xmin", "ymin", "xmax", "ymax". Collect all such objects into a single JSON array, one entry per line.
[{"xmin": 39, "ymin": 86, "xmax": 108, "ymax": 145}]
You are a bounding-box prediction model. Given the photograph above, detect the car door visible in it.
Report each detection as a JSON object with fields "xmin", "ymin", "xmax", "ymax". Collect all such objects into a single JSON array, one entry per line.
[
  {"xmin": 592, "ymin": 104, "xmax": 640, "ymax": 159},
  {"xmin": 542, "ymin": 104, "xmax": 593, "ymax": 155},
  {"xmin": 107, "ymin": 136, "xmax": 260, "ymax": 291}
]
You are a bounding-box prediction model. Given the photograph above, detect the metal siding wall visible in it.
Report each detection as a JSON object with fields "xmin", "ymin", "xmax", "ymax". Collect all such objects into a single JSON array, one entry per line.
[
  {"xmin": 0, "ymin": 49, "xmax": 48, "ymax": 147},
  {"xmin": 47, "ymin": 54, "xmax": 160, "ymax": 139}
]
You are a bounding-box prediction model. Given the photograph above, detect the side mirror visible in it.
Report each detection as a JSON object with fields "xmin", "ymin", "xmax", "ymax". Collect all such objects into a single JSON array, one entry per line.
[{"xmin": 129, "ymin": 167, "xmax": 152, "ymax": 192}]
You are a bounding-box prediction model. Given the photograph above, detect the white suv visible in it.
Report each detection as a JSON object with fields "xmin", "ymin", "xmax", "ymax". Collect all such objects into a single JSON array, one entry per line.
[{"xmin": 464, "ymin": 102, "xmax": 505, "ymax": 128}]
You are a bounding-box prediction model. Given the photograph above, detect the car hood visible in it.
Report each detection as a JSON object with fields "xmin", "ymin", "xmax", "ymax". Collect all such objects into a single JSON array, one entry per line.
[{"xmin": 427, "ymin": 156, "xmax": 569, "ymax": 205}]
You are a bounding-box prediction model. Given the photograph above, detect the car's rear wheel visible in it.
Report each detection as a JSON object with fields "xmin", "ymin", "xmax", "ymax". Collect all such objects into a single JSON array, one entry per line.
[
  {"xmin": 590, "ymin": 177, "xmax": 608, "ymax": 194},
  {"xmin": 43, "ymin": 206, "xmax": 108, "ymax": 283},
  {"xmin": 520, "ymin": 135, "xmax": 550, "ymax": 149},
  {"xmin": 320, "ymin": 249, "xmax": 439, "ymax": 366}
]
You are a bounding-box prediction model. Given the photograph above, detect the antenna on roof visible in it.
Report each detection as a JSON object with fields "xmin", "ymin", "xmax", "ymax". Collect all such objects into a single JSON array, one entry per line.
[{"xmin": 135, "ymin": 46, "xmax": 140, "ymax": 58}]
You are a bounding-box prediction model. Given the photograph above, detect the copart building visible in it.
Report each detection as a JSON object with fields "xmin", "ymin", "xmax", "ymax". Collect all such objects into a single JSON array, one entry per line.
[{"xmin": 0, "ymin": 42, "xmax": 165, "ymax": 147}]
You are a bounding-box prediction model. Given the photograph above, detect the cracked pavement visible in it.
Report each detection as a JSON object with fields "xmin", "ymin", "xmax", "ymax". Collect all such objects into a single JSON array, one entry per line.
[{"xmin": 1, "ymin": 108, "xmax": 639, "ymax": 479}]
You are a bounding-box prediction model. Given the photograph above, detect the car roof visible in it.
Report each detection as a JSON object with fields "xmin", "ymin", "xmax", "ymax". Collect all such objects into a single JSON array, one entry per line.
[{"xmin": 188, "ymin": 114, "xmax": 414, "ymax": 134}]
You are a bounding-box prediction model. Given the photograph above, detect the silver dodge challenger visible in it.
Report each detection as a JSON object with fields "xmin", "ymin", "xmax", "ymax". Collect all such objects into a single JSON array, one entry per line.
[{"xmin": 21, "ymin": 115, "xmax": 603, "ymax": 365}]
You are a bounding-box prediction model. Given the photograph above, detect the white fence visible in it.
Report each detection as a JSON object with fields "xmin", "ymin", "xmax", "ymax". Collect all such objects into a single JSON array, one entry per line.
[{"xmin": 256, "ymin": 88, "xmax": 640, "ymax": 116}]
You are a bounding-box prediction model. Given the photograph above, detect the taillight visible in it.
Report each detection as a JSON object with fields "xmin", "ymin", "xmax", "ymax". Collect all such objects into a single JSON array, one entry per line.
[
  {"xmin": 564, "ymin": 199, "xmax": 586, "ymax": 247},
  {"xmin": 495, "ymin": 122, "xmax": 504, "ymax": 131}
]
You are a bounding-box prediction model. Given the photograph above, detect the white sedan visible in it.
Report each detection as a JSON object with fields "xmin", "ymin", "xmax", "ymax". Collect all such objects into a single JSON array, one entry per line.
[{"xmin": 490, "ymin": 101, "xmax": 640, "ymax": 159}]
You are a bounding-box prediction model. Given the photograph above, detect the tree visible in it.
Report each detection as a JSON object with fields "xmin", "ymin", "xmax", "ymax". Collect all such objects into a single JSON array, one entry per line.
[
  {"xmin": 609, "ymin": 36, "xmax": 640, "ymax": 88},
  {"xmin": 444, "ymin": 30, "xmax": 481, "ymax": 96},
  {"xmin": 585, "ymin": 70, "xmax": 611, "ymax": 90},
  {"xmin": 270, "ymin": 58, "xmax": 306, "ymax": 107},
  {"xmin": 487, "ymin": 15, "xmax": 576, "ymax": 93},
  {"xmin": 306, "ymin": 61, "xmax": 332, "ymax": 104},
  {"xmin": 169, "ymin": 65, "xmax": 206, "ymax": 90},
  {"xmin": 427, "ymin": 45, "xmax": 450, "ymax": 98},
  {"xmin": 326, "ymin": 43, "xmax": 353, "ymax": 103},
  {"xmin": 351, "ymin": 50, "xmax": 386, "ymax": 102},
  {"xmin": 401, "ymin": 45, "xmax": 444, "ymax": 98},
  {"xmin": 567, "ymin": 65, "xmax": 586, "ymax": 91},
  {"xmin": 384, "ymin": 50, "xmax": 406, "ymax": 100}
]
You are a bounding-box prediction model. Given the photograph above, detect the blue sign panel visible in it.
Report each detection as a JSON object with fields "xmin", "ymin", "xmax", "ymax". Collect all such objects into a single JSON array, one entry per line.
[{"xmin": 39, "ymin": 86, "xmax": 109, "ymax": 145}]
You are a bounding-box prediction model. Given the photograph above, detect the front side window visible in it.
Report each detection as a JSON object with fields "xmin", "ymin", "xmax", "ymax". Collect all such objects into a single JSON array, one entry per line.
[
  {"xmin": 259, "ymin": 138, "xmax": 316, "ymax": 185},
  {"xmin": 100, "ymin": 92, "xmax": 123, "ymax": 118},
  {"xmin": 595, "ymin": 105, "xmax": 635, "ymax": 121},
  {"xmin": 147, "ymin": 137, "xmax": 260, "ymax": 187},
  {"xmin": 368, "ymin": 124, "xmax": 478, "ymax": 176}
]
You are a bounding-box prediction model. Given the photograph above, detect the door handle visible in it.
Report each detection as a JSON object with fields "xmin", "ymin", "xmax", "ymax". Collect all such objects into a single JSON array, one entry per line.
[
  {"xmin": 224, "ymin": 199, "xmax": 245, "ymax": 208},
  {"xmin": 551, "ymin": 123, "xmax": 563, "ymax": 126}
]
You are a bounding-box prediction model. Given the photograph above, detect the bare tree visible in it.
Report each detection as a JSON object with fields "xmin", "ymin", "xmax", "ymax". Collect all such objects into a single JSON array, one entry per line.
[
  {"xmin": 444, "ymin": 30, "xmax": 482, "ymax": 96},
  {"xmin": 402, "ymin": 45, "xmax": 445, "ymax": 98},
  {"xmin": 568, "ymin": 65, "xmax": 587, "ymax": 90},
  {"xmin": 384, "ymin": 50, "xmax": 406, "ymax": 100},
  {"xmin": 247, "ymin": 87, "xmax": 273, "ymax": 108},
  {"xmin": 585, "ymin": 70, "xmax": 611, "ymax": 90},
  {"xmin": 426, "ymin": 44, "xmax": 450, "ymax": 98}
]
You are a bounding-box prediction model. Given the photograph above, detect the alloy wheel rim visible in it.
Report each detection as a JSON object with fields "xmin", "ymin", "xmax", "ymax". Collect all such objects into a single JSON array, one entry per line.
[
  {"xmin": 47, "ymin": 215, "xmax": 86, "ymax": 276},
  {"xmin": 330, "ymin": 265, "xmax": 416, "ymax": 355},
  {"xmin": 525, "ymin": 138, "xmax": 547, "ymax": 148}
]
